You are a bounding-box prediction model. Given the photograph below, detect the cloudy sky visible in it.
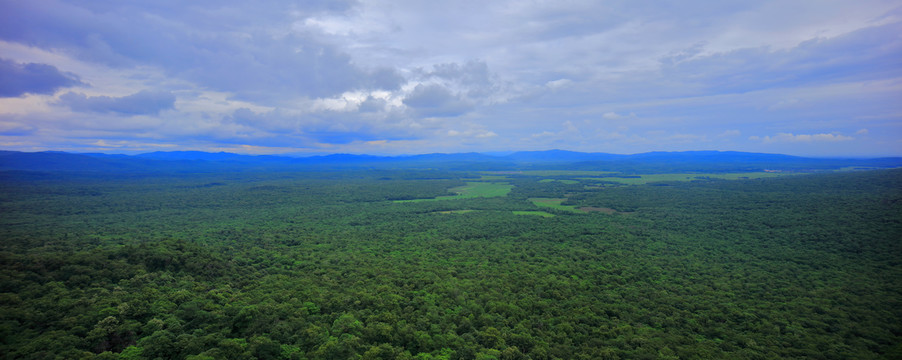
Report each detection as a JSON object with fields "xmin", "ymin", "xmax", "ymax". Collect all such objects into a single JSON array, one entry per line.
[{"xmin": 1, "ymin": 0, "xmax": 900, "ymax": 156}]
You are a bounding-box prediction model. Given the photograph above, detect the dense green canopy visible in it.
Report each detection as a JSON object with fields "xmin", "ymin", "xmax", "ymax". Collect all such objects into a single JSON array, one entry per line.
[{"xmin": 1, "ymin": 168, "xmax": 900, "ymax": 359}]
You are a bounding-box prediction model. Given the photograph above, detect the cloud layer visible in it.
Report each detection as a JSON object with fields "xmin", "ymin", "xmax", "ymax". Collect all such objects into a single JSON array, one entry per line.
[
  {"xmin": 58, "ymin": 90, "xmax": 175, "ymax": 115},
  {"xmin": 0, "ymin": 58, "xmax": 84, "ymax": 97},
  {"xmin": 0, "ymin": 1, "xmax": 900, "ymax": 156}
]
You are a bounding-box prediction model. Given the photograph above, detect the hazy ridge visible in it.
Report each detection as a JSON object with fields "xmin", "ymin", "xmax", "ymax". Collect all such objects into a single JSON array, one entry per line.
[{"xmin": 2, "ymin": 149, "xmax": 901, "ymax": 174}]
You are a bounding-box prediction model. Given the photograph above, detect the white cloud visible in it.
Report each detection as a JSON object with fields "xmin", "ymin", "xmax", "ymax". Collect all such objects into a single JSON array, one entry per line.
[
  {"xmin": 402, "ymin": 83, "xmax": 474, "ymax": 117},
  {"xmin": 545, "ymin": 79, "xmax": 572, "ymax": 90},
  {"xmin": 57, "ymin": 90, "xmax": 175, "ymax": 115},
  {"xmin": 769, "ymin": 98, "xmax": 800, "ymax": 110},
  {"xmin": 668, "ymin": 133, "xmax": 708, "ymax": 143},
  {"xmin": 602, "ymin": 112, "xmax": 622, "ymax": 120},
  {"xmin": 601, "ymin": 112, "xmax": 637, "ymax": 121},
  {"xmin": 446, "ymin": 128, "xmax": 496, "ymax": 138},
  {"xmin": 1, "ymin": 1, "xmax": 900, "ymax": 155},
  {"xmin": 751, "ymin": 132, "xmax": 854, "ymax": 143}
]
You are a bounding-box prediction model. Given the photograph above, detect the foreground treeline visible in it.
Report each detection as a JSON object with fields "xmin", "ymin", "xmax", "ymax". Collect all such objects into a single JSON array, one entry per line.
[{"xmin": 1, "ymin": 169, "xmax": 900, "ymax": 359}]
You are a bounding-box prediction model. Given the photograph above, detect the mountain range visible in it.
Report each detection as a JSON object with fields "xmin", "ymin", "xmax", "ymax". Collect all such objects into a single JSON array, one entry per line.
[{"xmin": 1, "ymin": 149, "xmax": 900, "ymax": 174}]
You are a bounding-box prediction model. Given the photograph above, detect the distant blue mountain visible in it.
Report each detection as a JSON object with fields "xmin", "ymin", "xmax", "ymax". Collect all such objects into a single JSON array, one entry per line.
[
  {"xmin": 503, "ymin": 149, "xmax": 624, "ymax": 163},
  {"xmin": 135, "ymin": 151, "xmax": 296, "ymax": 163},
  {"xmin": 1, "ymin": 149, "xmax": 900, "ymax": 173},
  {"xmin": 406, "ymin": 152, "xmax": 502, "ymax": 163},
  {"xmin": 626, "ymin": 150, "xmax": 801, "ymax": 161},
  {"xmin": 0, "ymin": 150, "xmax": 155, "ymax": 172},
  {"xmin": 135, "ymin": 151, "xmax": 248, "ymax": 161},
  {"xmin": 312, "ymin": 153, "xmax": 396, "ymax": 163}
]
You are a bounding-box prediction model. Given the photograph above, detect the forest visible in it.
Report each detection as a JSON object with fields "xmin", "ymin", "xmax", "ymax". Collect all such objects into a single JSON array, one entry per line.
[{"xmin": 1, "ymin": 165, "xmax": 901, "ymax": 359}]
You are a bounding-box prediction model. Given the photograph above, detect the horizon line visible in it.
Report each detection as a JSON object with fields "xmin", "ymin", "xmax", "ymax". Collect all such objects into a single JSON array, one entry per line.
[{"xmin": 3, "ymin": 148, "xmax": 902, "ymax": 160}]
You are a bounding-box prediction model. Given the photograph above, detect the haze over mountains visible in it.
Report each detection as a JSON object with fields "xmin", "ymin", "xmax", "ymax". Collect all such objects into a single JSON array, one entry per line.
[{"xmin": 2, "ymin": 150, "xmax": 900, "ymax": 174}]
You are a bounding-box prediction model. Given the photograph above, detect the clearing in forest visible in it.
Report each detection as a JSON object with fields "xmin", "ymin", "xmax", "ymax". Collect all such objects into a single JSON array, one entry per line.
[
  {"xmin": 511, "ymin": 170, "xmax": 617, "ymax": 176},
  {"xmin": 513, "ymin": 211, "xmax": 556, "ymax": 217},
  {"xmin": 579, "ymin": 172, "xmax": 790, "ymax": 185},
  {"xmin": 395, "ymin": 182, "xmax": 513, "ymax": 202},
  {"xmin": 539, "ymin": 179, "xmax": 579, "ymax": 184},
  {"xmin": 434, "ymin": 210, "xmax": 477, "ymax": 214},
  {"xmin": 474, "ymin": 175, "xmax": 510, "ymax": 180},
  {"xmin": 528, "ymin": 198, "xmax": 583, "ymax": 213}
]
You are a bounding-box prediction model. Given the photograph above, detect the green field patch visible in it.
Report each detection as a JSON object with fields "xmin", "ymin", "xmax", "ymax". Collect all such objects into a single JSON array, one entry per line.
[
  {"xmin": 476, "ymin": 175, "xmax": 510, "ymax": 180},
  {"xmin": 434, "ymin": 210, "xmax": 476, "ymax": 214},
  {"xmin": 580, "ymin": 172, "xmax": 792, "ymax": 185},
  {"xmin": 583, "ymin": 185, "xmax": 614, "ymax": 190},
  {"xmin": 528, "ymin": 198, "xmax": 583, "ymax": 213},
  {"xmin": 513, "ymin": 210, "xmax": 556, "ymax": 217},
  {"xmin": 449, "ymin": 182, "xmax": 513, "ymax": 197},
  {"xmin": 837, "ymin": 166, "xmax": 883, "ymax": 172},
  {"xmin": 539, "ymin": 179, "xmax": 579, "ymax": 184},
  {"xmin": 395, "ymin": 182, "xmax": 513, "ymax": 202},
  {"xmin": 515, "ymin": 170, "xmax": 618, "ymax": 176}
]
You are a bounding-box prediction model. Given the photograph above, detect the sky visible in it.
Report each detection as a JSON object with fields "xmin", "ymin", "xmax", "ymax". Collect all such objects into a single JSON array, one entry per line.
[{"xmin": 1, "ymin": 0, "xmax": 900, "ymax": 157}]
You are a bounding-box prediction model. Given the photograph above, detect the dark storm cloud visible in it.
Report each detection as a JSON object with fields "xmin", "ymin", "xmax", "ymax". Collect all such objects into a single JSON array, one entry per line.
[
  {"xmin": 0, "ymin": 0, "xmax": 390, "ymax": 100},
  {"xmin": 358, "ymin": 96, "xmax": 388, "ymax": 113},
  {"xmin": 58, "ymin": 90, "xmax": 176, "ymax": 115},
  {"xmin": 402, "ymin": 84, "xmax": 474, "ymax": 117},
  {"xmin": 219, "ymin": 106, "xmax": 420, "ymax": 147},
  {"xmin": 0, "ymin": 58, "xmax": 85, "ymax": 97},
  {"xmin": 659, "ymin": 21, "xmax": 902, "ymax": 95}
]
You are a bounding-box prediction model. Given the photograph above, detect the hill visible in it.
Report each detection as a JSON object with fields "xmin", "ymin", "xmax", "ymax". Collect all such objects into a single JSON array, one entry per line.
[{"xmin": 1, "ymin": 149, "xmax": 900, "ymax": 174}]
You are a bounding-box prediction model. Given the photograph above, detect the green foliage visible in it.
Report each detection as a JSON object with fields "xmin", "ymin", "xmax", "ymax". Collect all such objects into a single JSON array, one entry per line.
[
  {"xmin": 538, "ymin": 179, "xmax": 579, "ymax": 185},
  {"xmin": 528, "ymin": 198, "xmax": 583, "ymax": 213},
  {"xmin": 1, "ymin": 168, "xmax": 900, "ymax": 359},
  {"xmin": 512, "ymin": 211, "xmax": 555, "ymax": 217},
  {"xmin": 118, "ymin": 346, "xmax": 144, "ymax": 360},
  {"xmin": 577, "ymin": 171, "xmax": 788, "ymax": 185},
  {"xmin": 395, "ymin": 182, "xmax": 513, "ymax": 202}
]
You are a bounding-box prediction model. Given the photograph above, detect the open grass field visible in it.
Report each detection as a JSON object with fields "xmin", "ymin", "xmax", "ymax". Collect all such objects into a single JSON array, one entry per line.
[
  {"xmin": 395, "ymin": 181, "xmax": 513, "ymax": 202},
  {"xmin": 474, "ymin": 175, "xmax": 510, "ymax": 180},
  {"xmin": 434, "ymin": 210, "xmax": 477, "ymax": 214},
  {"xmin": 578, "ymin": 171, "xmax": 792, "ymax": 185},
  {"xmin": 539, "ymin": 179, "xmax": 579, "ymax": 184},
  {"xmin": 528, "ymin": 197, "xmax": 583, "ymax": 213},
  {"xmin": 491, "ymin": 170, "xmax": 618, "ymax": 176}
]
